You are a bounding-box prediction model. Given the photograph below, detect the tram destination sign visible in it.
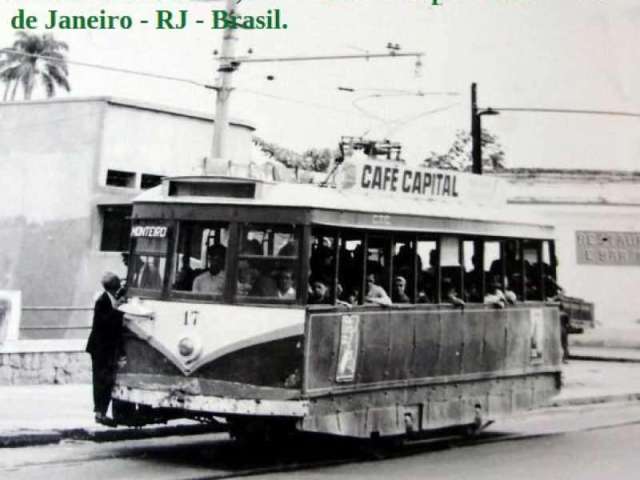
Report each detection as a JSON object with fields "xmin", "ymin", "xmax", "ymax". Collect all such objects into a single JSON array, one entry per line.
[
  {"xmin": 337, "ymin": 156, "xmax": 504, "ymax": 206},
  {"xmin": 576, "ymin": 230, "xmax": 640, "ymax": 266},
  {"xmin": 130, "ymin": 225, "xmax": 168, "ymax": 238}
]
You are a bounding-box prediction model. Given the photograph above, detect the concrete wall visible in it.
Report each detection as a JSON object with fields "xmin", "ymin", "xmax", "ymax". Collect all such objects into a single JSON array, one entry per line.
[{"xmin": 0, "ymin": 100, "xmax": 104, "ymax": 339}]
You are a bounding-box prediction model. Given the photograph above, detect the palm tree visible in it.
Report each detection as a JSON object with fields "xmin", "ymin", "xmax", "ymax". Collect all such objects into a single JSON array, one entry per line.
[{"xmin": 0, "ymin": 32, "xmax": 70, "ymax": 101}]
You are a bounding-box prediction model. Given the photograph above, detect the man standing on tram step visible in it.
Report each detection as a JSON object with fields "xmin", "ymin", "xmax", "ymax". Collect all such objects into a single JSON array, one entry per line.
[{"xmin": 86, "ymin": 272, "xmax": 124, "ymax": 424}]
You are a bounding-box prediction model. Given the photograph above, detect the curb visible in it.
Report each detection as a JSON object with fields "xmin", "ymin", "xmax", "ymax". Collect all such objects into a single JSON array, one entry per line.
[
  {"xmin": 0, "ymin": 423, "xmax": 226, "ymax": 448},
  {"xmin": 546, "ymin": 392, "xmax": 640, "ymax": 408},
  {"xmin": 569, "ymin": 354, "xmax": 640, "ymax": 364}
]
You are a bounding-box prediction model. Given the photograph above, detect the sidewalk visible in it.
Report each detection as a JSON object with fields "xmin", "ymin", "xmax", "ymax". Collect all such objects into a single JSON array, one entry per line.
[
  {"xmin": 1, "ymin": 358, "xmax": 639, "ymax": 448},
  {"xmin": 0, "ymin": 384, "xmax": 219, "ymax": 447}
]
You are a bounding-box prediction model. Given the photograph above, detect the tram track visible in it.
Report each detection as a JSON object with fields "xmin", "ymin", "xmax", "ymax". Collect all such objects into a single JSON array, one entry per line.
[
  {"xmin": 181, "ymin": 404, "xmax": 640, "ymax": 480},
  {"xmin": 3, "ymin": 401, "xmax": 640, "ymax": 479}
]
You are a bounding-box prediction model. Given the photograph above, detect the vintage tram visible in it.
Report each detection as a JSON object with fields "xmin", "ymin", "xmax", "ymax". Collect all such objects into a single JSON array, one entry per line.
[{"xmin": 111, "ymin": 156, "xmax": 563, "ymax": 439}]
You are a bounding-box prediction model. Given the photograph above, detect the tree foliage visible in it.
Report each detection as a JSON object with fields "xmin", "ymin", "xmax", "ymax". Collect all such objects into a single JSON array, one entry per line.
[
  {"xmin": 0, "ymin": 32, "xmax": 71, "ymax": 101},
  {"xmin": 422, "ymin": 129, "xmax": 506, "ymax": 172},
  {"xmin": 253, "ymin": 137, "xmax": 336, "ymax": 173}
]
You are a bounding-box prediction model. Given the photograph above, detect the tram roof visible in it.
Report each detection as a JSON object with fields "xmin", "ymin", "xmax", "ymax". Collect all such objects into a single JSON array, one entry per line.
[{"xmin": 132, "ymin": 175, "xmax": 554, "ymax": 239}]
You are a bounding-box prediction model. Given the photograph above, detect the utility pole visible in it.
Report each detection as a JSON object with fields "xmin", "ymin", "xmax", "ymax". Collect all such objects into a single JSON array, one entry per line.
[
  {"xmin": 471, "ymin": 82, "xmax": 482, "ymax": 175},
  {"xmin": 471, "ymin": 83, "xmax": 499, "ymax": 175},
  {"xmin": 207, "ymin": 0, "xmax": 423, "ymax": 171},
  {"xmin": 210, "ymin": 0, "xmax": 238, "ymax": 164}
]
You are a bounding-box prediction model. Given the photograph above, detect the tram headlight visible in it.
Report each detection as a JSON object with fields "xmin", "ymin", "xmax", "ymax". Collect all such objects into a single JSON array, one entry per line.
[{"xmin": 177, "ymin": 335, "xmax": 202, "ymax": 362}]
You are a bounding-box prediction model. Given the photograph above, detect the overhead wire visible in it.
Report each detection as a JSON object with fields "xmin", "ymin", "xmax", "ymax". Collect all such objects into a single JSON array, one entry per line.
[{"xmin": 0, "ymin": 48, "xmax": 209, "ymax": 88}]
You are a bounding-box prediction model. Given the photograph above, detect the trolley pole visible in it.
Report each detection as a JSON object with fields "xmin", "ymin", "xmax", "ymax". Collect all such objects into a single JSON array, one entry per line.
[{"xmin": 210, "ymin": 0, "xmax": 238, "ymax": 164}]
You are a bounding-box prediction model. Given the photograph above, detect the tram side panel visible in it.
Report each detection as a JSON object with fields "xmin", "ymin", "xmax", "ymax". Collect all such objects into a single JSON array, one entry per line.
[{"xmin": 301, "ymin": 306, "xmax": 562, "ymax": 438}]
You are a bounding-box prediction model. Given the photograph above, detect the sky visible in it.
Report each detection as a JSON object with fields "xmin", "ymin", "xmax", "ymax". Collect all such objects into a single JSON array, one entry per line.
[{"xmin": 0, "ymin": 0, "xmax": 638, "ymax": 170}]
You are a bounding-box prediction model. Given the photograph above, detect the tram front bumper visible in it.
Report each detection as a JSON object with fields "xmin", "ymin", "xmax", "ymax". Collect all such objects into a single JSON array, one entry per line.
[{"xmin": 112, "ymin": 383, "xmax": 310, "ymax": 418}]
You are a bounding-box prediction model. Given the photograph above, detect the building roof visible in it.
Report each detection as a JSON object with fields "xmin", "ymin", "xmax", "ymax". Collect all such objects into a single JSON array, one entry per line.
[
  {"xmin": 0, "ymin": 96, "xmax": 256, "ymax": 130},
  {"xmin": 495, "ymin": 168, "xmax": 640, "ymax": 183}
]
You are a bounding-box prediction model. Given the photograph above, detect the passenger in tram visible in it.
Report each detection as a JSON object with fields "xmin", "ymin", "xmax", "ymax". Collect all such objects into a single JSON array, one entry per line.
[
  {"xmin": 174, "ymin": 255, "xmax": 196, "ymax": 291},
  {"xmin": 241, "ymin": 238, "xmax": 262, "ymax": 255},
  {"xmin": 465, "ymin": 255, "xmax": 484, "ymax": 303},
  {"xmin": 391, "ymin": 275, "xmax": 411, "ymax": 303},
  {"xmin": 237, "ymin": 259, "xmax": 258, "ymax": 296},
  {"xmin": 137, "ymin": 256, "xmax": 162, "ymax": 290},
  {"xmin": 344, "ymin": 287, "xmax": 360, "ymax": 306},
  {"xmin": 418, "ymin": 249, "xmax": 439, "ymax": 301},
  {"xmin": 277, "ymin": 240, "xmax": 298, "ymax": 257},
  {"xmin": 248, "ymin": 266, "xmax": 278, "ymax": 297},
  {"xmin": 416, "ymin": 270, "xmax": 434, "ymax": 303},
  {"xmin": 276, "ymin": 268, "xmax": 296, "ymax": 299},
  {"xmin": 483, "ymin": 277, "xmax": 516, "ymax": 308},
  {"xmin": 192, "ymin": 245, "xmax": 226, "ymax": 294},
  {"xmin": 490, "ymin": 241, "xmax": 528, "ymax": 281},
  {"xmin": 442, "ymin": 277, "xmax": 465, "ymax": 308},
  {"xmin": 393, "ymin": 245, "xmax": 420, "ymax": 281},
  {"xmin": 310, "ymin": 241, "xmax": 335, "ymax": 282},
  {"xmin": 364, "ymin": 273, "xmax": 391, "ymax": 306},
  {"xmin": 308, "ymin": 277, "xmax": 332, "ymax": 304}
]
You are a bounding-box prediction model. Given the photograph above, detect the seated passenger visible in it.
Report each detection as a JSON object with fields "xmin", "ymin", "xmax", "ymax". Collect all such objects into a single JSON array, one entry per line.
[
  {"xmin": 343, "ymin": 287, "xmax": 360, "ymax": 306},
  {"xmin": 137, "ymin": 257, "xmax": 162, "ymax": 290},
  {"xmin": 503, "ymin": 278, "xmax": 518, "ymax": 304},
  {"xmin": 241, "ymin": 238, "xmax": 262, "ymax": 255},
  {"xmin": 276, "ymin": 268, "xmax": 296, "ymax": 299},
  {"xmin": 365, "ymin": 273, "xmax": 391, "ymax": 306},
  {"xmin": 391, "ymin": 275, "xmax": 411, "ymax": 303},
  {"xmin": 442, "ymin": 278, "xmax": 465, "ymax": 308},
  {"xmin": 174, "ymin": 255, "xmax": 196, "ymax": 291},
  {"xmin": 308, "ymin": 277, "xmax": 332, "ymax": 304},
  {"xmin": 192, "ymin": 245, "xmax": 226, "ymax": 295},
  {"xmin": 277, "ymin": 241, "xmax": 298, "ymax": 257},
  {"xmin": 237, "ymin": 260, "xmax": 258, "ymax": 296},
  {"xmin": 249, "ymin": 269, "xmax": 278, "ymax": 297},
  {"xmin": 484, "ymin": 277, "xmax": 508, "ymax": 309}
]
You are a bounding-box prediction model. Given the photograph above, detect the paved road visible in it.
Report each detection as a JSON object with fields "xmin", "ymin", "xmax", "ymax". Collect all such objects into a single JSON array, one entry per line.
[{"xmin": 2, "ymin": 401, "xmax": 640, "ymax": 479}]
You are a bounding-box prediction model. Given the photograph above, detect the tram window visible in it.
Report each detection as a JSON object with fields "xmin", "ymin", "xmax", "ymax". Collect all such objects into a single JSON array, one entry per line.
[
  {"xmin": 484, "ymin": 240, "xmax": 518, "ymax": 305},
  {"xmin": 309, "ymin": 231, "xmax": 338, "ymax": 304},
  {"xmin": 541, "ymin": 240, "xmax": 561, "ymax": 299},
  {"xmin": 366, "ymin": 236, "xmax": 391, "ymax": 296},
  {"xmin": 133, "ymin": 256, "xmax": 166, "ymax": 290},
  {"xmin": 392, "ymin": 237, "xmax": 417, "ymax": 303},
  {"xmin": 509, "ymin": 240, "xmax": 525, "ymax": 300},
  {"xmin": 463, "ymin": 240, "xmax": 483, "ymax": 302},
  {"xmin": 172, "ymin": 222, "xmax": 229, "ymax": 296},
  {"xmin": 129, "ymin": 223, "xmax": 169, "ymax": 292},
  {"xmin": 416, "ymin": 239, "xmax": 438, "ymax": 303},
  {"xmin": 336, "ymin": 233, "xmax": 363, "ymax": 305},
  {"xmin": 523, "ymin": 240, "xmax": 541, "ymax": 300},
  {"xmin": 484, "ymin": 240, "xmax": 502, "ymax": 288},
  {"xmin": 440, "ymin": 236, "xmax": 463, "ymax": 305},
  {"xmin": 237, "ymin": 224, "xmax": 299, "ymax": 301}
]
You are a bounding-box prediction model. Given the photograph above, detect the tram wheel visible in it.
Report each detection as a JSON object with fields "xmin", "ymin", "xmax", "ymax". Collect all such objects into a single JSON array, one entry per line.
[
  {"xmin": 111, "ymin": 399, "xmax": 136, "ymax": 422},
  {"xmin": 228, "ymin": 418, "xmax": 297, "ymax": 446}
]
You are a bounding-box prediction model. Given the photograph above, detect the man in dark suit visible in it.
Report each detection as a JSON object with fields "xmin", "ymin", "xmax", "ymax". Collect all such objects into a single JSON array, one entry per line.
[{"xmin": 86, "ymin": 272, "xmax": 124, "ymax": 423}]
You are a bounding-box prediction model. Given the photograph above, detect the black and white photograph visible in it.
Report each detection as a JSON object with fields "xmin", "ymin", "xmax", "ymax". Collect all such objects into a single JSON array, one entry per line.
[{"xmin": 0, "ymin": 0, "xmax": 639, "ymax": 478}]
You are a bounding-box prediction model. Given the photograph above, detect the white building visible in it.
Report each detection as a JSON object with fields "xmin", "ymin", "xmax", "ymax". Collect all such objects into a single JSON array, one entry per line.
[
  {"xmin": 498, "ymin": 169, "xmax": 640, "ymax": 329},
  {"xmin": 0, "ymin": 97, "xmax": 255, "ymax": 340}
]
